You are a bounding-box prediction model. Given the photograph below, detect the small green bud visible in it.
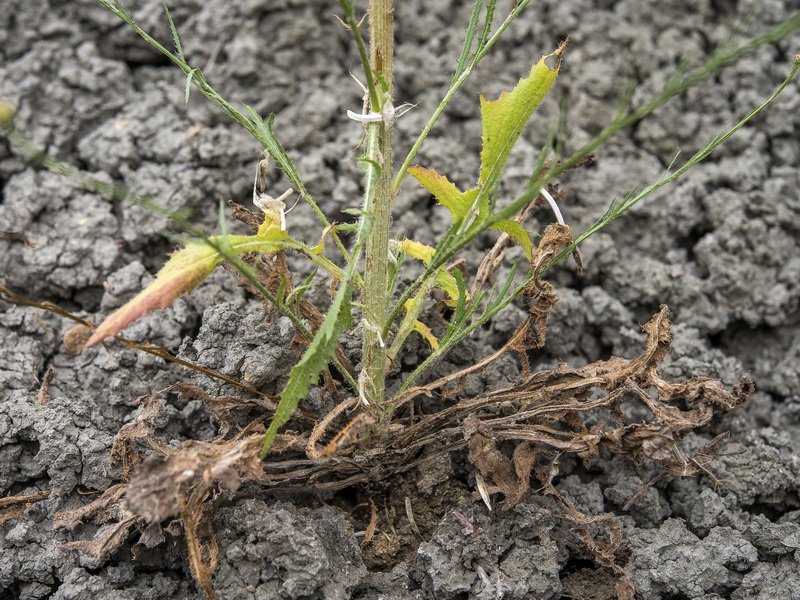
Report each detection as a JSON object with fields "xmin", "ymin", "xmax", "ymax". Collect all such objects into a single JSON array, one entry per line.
[{"xmin": 0, "ymin": 99, "xmax": 17, "ymax": 131}]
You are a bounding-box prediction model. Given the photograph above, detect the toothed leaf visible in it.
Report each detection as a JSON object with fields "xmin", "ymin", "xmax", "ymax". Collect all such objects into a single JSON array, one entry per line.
[
  {"xmin": 261, "ymin": 264, "xmax": 354, "ymax": 456},
  {"xmin": 401, "ymin": 239, "xmax": 436, "ymax": 264},
  {"xmin": 479, "ymin": 45, "xmax": 563, "ymax": 189},
  {"xmin": 407, "ymin": 166, "xmax": 480, "ymax": 223},
  {"xmin": 399, "ymin": 298, "xmax": 440, "ymax": 351},
  {"xmin": 401, "ymin": 239, "xmax": 461, "ymax": 302}
]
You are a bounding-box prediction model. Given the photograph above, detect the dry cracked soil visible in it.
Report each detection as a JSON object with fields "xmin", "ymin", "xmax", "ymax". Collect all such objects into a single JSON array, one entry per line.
[{"xmin": 2, "ymin": 1, "xmax": 800, "ymax": 599}]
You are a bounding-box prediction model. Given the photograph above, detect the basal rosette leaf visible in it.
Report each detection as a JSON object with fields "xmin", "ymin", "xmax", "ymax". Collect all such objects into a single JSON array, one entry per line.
[
  {"xmin": 261, "ymin": 275, "xmax": 354, "ymax": 457},
  {"xmin": 478, "ymin": 42, "xmax": 565, "ymax": 189},
  {"xmin": 85, "ymin": 231, "xmax": 287, "ymax": 347}
]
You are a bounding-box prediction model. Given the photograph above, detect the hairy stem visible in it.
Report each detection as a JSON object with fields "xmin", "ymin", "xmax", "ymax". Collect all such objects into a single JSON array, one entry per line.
[{"xmin": 361, "ymin": 0, "xmax": 394, "ymax": 407}]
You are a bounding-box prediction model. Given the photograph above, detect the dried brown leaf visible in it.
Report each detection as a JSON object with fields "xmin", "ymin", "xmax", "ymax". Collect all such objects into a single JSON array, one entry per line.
[
  {"xmin": 362, "ymin": 498, "xmax": 378, "ymax": 546},
  {"xmin": 62, "ymin": 516, "xmax": 139, "ymax": 561},
  {"xmin": 463, "ymin": 414, "xmax": 519, "ymax": 501},
  {"xmin": 35, "ymin": 364, "xmax": 55, "ymax": 405},
  {"xmin": 227, "ymin": 198, "xmax": 262, "ymax": 232},
  {"xmin": 110, "ymin": 389, "xmax": 171, "ymax": 478},
  {"xmin": 54, "ymin": 484, "xmax": 128, "ymax": 530},
  {"xmin": 509, "ymin": 223, "xmax": 574, "ymax": 375},
  {"xmin": 137, "ymin": 521, "xmax": 167, "ymax": 551},
  {"xmin": 55, "ymin": 485, "xmax": 145, "ymax": 565},
  {"xmin": 181, "ymin": 482, "xmax": 219, "ymax": 600},
  {"xmin": 449, "ymin": 303, "xmax": 752, "ymax": 598},
  {"xmin": 173, "ymin": 382, "xmax": 277, "ymax": 428},
  {"xmin": 63, "ymin": 324, "xmax": 93, "ymax": 355},
  {"xmin": 125, "ymin": 435, "xmax": 263, "ymax": 523}
]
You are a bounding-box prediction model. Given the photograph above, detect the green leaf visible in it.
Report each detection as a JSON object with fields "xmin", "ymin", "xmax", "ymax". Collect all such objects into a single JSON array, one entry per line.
[
  {"xmin": 161, "ymin": 0, "xmax": 185, "ymax": 61},
  {"xmin": 244, "ymin": 108, "xmax": 306, "ymax": 194},
  {"xmin": 478, "ymin": 43, "xmax": 564, "ymax": 190},
  {"xmin": 451, "ymin": 267, "xmax": 468, "ymax": 325},
  {"xmin": 261, "ymin": 272, "xmax": 354, "ymax": 457},
  {"xmin": 490, "ymin": 218, "xmax": 533, "ymax": 259},
  {"xmin": 184, "ymin": 68, "xmax": 198, "ymax": 104},
  {"xmin": 408, "ymin": 167, "xmax": 478, "ymax": 222}
]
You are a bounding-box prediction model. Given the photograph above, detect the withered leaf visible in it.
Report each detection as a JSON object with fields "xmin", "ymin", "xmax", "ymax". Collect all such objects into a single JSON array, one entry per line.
[
  {"xmin": 125, "ymin": 435, "xmax": 262, "ymax": 523},
  {"xmin": 62, "ymin": 516, "xmax": 139, "ymax": 561},
  {"xmin": 54, "ymin": 484, "xmax": 128, "ymax": 531},
  {"xmin": 463, "ymin": 414, "xmax": 519, "ymax": 502}
]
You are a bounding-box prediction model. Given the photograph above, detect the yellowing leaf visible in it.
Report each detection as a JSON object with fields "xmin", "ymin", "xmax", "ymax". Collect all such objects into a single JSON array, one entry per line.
[
  {"xmin": 85, "ymin": 243, "xmax": 221, "ymax": 347},
  {"xmin": 86, "ymin": 231, "xmax": 287, "ymax": 347},
  {"xmin": 401, "ymin": 239, "xmax": 462, "ymax": 303},
  {"xmin": 401, "ymin": 299, "xmax": 440, "ymax": 351},
  {"xmin": 479, "ymin": 42, "xmax": 565, "ymax": 189},
  {"xmin": 411, "ymin": 320, "xmax": 439, "ymax": 350},
  {"xmin": 434, "ymin": 271, "xmax": 461, "ymax": 304},
  {"xmin": 257, "ymin": 206, "xmax": 285, "ymax": 237},
  {"xmin": 407, "ymin": 166, "xmax": 480, "ymax": 223},
  {"xmin": 401, "ymin": 239, "xmax": 436, "ymax": 263},
  {"xmin": 491, "ymin": 219, "xmax": 533, "ymax": 260},
  {"xmin": 310, "ymin": 223, "xmax": 337, "ymax": 255}
]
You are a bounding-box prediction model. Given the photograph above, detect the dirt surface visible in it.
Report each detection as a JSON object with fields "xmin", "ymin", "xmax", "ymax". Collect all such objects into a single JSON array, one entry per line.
[{"xmin": 2, "ymin": 0, "xmax": 800, "ymax": 599}]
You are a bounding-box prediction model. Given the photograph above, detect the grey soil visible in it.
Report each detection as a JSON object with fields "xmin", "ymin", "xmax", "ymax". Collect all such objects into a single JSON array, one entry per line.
[{"xmin": 2, "ymin": 0, "xmax": 800, "ymax": 599}]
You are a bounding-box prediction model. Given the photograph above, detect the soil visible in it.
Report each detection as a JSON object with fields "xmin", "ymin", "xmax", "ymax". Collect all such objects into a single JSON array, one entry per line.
[{"xmin": 2, "ymin": 0, "xmax": 800, "ymax": 599}]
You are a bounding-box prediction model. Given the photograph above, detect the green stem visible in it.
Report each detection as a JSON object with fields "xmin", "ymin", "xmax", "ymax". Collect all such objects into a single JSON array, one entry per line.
[
  {"xmin": 2, "ymin": 124, "xmax": 362, "ymax": 391},
  {"xmin": 490, "ymin": 12, "xmax": 800, "ymax": 228},
  {"xmin": 361, "ymin": 0, "xmax": 395, "ymax": 407},
  {"xmin": 98, "ymin": 0, "xmax": 353, "ymax": 264},
  {"xmin": 339, "ymin": 0, "xmax": 381, "ymax": 110}
]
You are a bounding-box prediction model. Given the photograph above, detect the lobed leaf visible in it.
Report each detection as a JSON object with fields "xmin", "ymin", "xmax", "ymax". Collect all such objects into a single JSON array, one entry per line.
[
  {"xmin": 401, "ymin": 239, "xmax": 461, "ymax": 302},
  {"xmin": 399, "ymin": 298, "xmax": 440, "ymax": 351},
  {"xmin": 490, "ymin": 218, "xmax": 533, "ymax": 259},
  {"xmin": 261, "ymin": 269, "xmax": 354, "ymax": 457},
  {"xmin": 401, "ymin": 239, "xmax": 436, "ymax": 263}
]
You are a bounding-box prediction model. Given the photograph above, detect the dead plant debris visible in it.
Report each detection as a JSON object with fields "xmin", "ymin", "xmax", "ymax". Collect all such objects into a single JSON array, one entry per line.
[{"xmin": 0, "ymin": 490, "xmax": 51, "ymax": 526}]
